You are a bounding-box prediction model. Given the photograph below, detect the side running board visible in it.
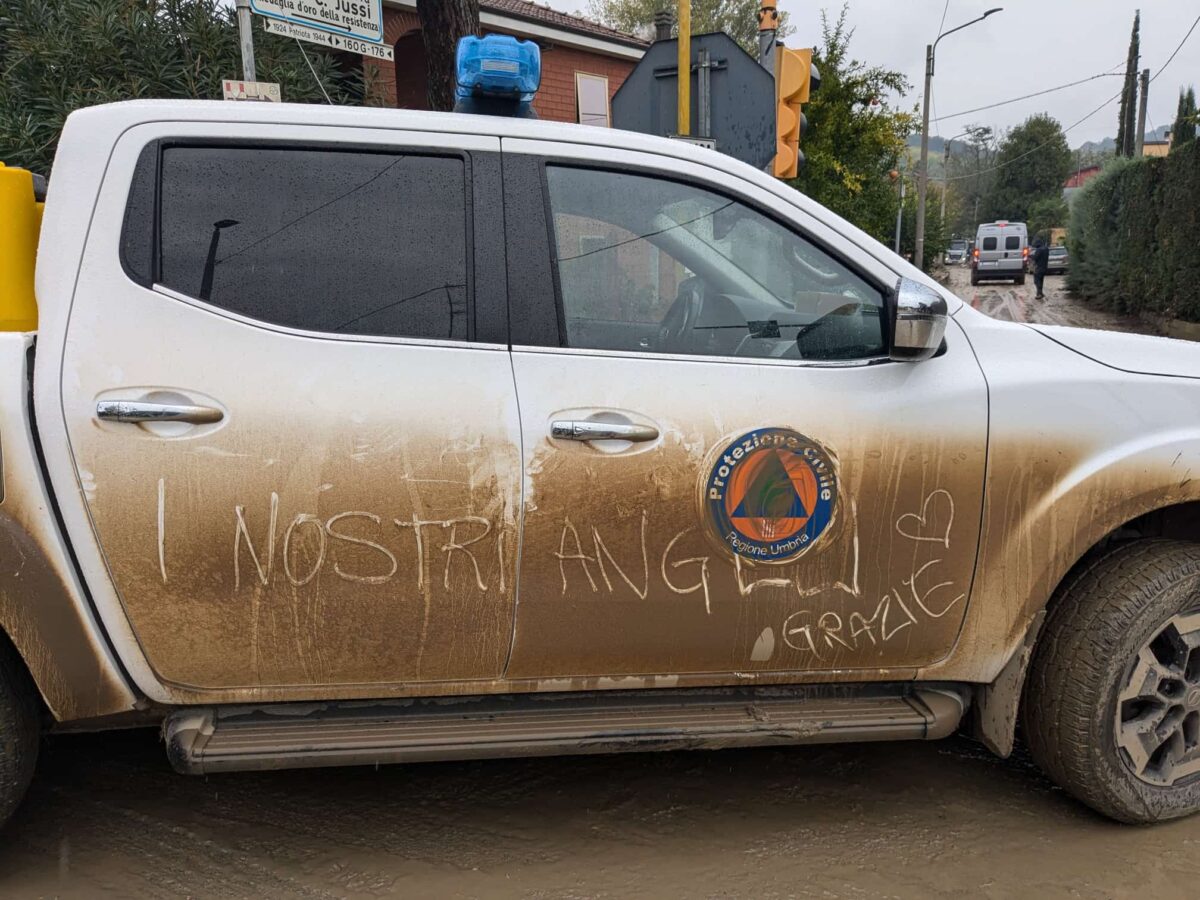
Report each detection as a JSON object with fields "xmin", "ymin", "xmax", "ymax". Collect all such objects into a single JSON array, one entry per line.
[{"xmin": 164, "ymin": 686, "xmax": 964, "ymax": 776}]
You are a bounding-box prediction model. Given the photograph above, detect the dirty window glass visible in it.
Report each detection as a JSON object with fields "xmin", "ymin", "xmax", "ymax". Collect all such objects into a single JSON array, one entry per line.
[
  {"xmin": 154, "ymin": 146, "xmax": 469, "ymax": 339},
  {"xmin": 1005, "ymin": 235, "xmax": 1021, "ymax": 250},
  {"xmin": 545, "ymin": 166, "xmax": 885, "ymax": 361},
  {"xmin": 982, "ymin": 237, "xmax": 998, "ymax": 251},
  {"xmin": 120, "ymin": 142, "xmax": 158, "ymax": 287}
]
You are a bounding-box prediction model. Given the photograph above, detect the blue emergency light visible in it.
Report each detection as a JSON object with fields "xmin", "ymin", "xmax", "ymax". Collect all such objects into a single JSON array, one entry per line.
[{"xmin": 455, "ymin": 35, "xmax": 541, "ymax": 101}]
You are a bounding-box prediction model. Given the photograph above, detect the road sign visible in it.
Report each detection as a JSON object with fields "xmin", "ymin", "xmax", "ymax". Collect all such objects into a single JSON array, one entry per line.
[
  {"xmin": 250, "ymin": 0, "xmax": 383, "ymax": 44},
  {"xmin": 263, "ymin": 18, "xmax": 393, "ymax": 60},
  {"xmin": 612, "ymin": 33, "xmax": 775, "ymax": 170},
  {"xmin": 222, "ymin": 79, "xmax": 282, "ymax": 102}
]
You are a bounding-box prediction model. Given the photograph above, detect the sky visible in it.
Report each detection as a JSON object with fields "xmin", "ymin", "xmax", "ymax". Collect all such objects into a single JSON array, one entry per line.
[{"xmin": 549, "ymin": 0, "xmax": 1200, "ymax": 146}]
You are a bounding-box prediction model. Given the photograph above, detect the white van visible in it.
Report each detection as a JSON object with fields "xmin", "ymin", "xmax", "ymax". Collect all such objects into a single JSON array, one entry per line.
[{"xmin": 971, "ymin": 221, "xmax": 1027, "ymax": 286}]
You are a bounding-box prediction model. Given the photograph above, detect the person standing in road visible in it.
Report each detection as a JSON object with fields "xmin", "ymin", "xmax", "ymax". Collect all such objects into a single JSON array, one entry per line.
[{"xmin": 1031, "ymin": 236, "xmax": 1050, "ymax": 300}]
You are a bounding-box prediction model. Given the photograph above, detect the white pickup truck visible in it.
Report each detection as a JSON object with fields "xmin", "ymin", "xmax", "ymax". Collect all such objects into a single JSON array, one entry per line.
[{"xmin": 1, "ymin": 100, "xmax": 1198, "ymax": 827}]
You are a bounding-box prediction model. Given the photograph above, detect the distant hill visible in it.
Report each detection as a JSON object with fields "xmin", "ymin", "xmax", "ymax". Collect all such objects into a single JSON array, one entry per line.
[
  {"xmin": 1077, "ymin": 136, "xmax": 1116, "ymax": 154},
  {"xmin": 906, "ymin": 134, "xmax": 949, "ymax": 154},
  {"xmin": 1143, "ymin": 123, "xmax": 1172, "ymax": 144}
]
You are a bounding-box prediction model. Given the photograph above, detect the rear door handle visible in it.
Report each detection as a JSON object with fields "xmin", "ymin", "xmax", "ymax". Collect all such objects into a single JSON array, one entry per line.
[
  {"xmin": 96, "ymin": 400, "xmax": 224, "ymax": 424},
  {"xmin": 551, "ymin": 420, "xmax": 659, "ymax": 442}
]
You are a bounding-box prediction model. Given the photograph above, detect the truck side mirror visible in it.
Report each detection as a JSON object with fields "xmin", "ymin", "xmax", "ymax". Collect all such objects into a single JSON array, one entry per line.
[{"xmin": 890, "ymin": 277, "xmax": 948, "ymax": 362}]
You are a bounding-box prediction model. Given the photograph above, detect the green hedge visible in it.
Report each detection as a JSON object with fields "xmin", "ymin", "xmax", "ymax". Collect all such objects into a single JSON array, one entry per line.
[{"xmin": 1068, "ymin": 140, "xmax": 1200, "ymax": 322}]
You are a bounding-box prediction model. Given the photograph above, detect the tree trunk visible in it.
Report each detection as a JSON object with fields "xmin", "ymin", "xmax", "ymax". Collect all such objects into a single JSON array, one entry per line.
[{"xmin": 416, "ymin": 0, "xmax": 480, "ymax": 112}]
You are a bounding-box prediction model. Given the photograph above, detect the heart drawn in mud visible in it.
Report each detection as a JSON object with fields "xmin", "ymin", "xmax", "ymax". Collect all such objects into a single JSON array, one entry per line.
[{"xmin": 895, "ymin": 489, "xmax": 955, "ymax": 549}]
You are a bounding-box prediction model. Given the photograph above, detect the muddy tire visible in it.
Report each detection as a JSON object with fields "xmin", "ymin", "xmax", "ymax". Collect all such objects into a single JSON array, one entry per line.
[
  {"xmin": 0, "ymin": 636, "xmax": 38, "ymax": 829},
  {"xmin": 1023, "ymin": 540, "xmax": 1200, "ymax": 823},
  {"xmin": 1016, "ymin": 274, "xmax": 1027, "ymax": 285}
]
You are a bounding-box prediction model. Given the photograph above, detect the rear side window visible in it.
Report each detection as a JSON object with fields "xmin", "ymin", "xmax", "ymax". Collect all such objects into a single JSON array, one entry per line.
[
  {"xmin": 1005, "ymin": 236, "xmax": 1021, "ymax": 250},
  {"xmin": 122, "ymin": 144, "xmax": 471, "ymax": 340},
  {"xmin": 982, "ymin": 237, "xmax": 998, "ymax": 251}
]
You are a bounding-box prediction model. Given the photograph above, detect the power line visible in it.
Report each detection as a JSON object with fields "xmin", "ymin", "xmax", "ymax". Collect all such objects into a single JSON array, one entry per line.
[
  {"xmin": 295, "ymin": 38, "xmax": 333, "ymax": 104},
  {"xmin": 933, "ymin": 70, "xmax": 1123, "ymax": 125},
  {"xmin": 930, "ymin": 0, "xmax": 950, "ymax": 126},
  {"xmin": 945, "ymin": 12, "xmax": 1200, "ymax": 183},
  {"xmin": 1149, "ymin": 11, "xmax": 1200, "ymax": 82},
  {"xmin": 945, "ymin": 86, "xmax": 1125, "ymax": 181}
]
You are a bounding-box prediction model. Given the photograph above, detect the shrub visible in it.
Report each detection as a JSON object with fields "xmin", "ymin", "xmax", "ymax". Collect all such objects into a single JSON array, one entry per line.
[{"xmin": 1068, "ymin": 142, "xmax": 1200, "ymax": 322}]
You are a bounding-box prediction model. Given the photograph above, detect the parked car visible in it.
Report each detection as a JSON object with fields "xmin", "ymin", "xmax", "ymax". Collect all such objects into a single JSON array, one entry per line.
[
  {"xmin": 1047, "ymin": 245, "xmax": 1069, "ymax": 275},
  {"xmin": 944, "ymin": 239, "xmax": 968, "ymax": 265},
  {"xmin": 970, "ymin": 220, "xmax": 1028, "ymax": 285},
  {"xmin": 1, "ymin": 100, "xmax": 1199, "ymax": 829}
]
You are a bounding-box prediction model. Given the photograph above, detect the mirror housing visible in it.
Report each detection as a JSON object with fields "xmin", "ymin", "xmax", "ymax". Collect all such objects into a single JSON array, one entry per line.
[{"xmin": 890, "ymin": 278, "xmax": 948, "ymax": 362}]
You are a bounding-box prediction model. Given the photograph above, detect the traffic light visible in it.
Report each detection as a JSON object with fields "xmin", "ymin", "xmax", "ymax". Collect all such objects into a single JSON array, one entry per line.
[{"xmin": 773, "ymin": 47, "xmax": 819, "ymax": 179}]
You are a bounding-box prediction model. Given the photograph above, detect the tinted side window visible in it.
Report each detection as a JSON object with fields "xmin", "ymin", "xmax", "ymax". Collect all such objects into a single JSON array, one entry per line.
[
  {"xmin": 120, "ymin": 142, "xmax": 158, "ymax": 287},
  {"xmin": 545, "ymin": 166, "xmax": 885, "ymax": 362},
  {"xmin": 150, "ymin": 145, "xmax": 470, "ymax": 340},
  {"xmin": 1005, "ymin": 235, "xmax": 1021, "ymax": 250},
  {"xmin": 982, "ymin": 237, "xmax": 998, "ymax": 251}
]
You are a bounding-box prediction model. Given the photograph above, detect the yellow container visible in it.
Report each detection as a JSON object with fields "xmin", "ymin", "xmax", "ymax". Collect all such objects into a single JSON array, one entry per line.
[{"xmin": 0, "ymin": 163, "xmax": 41, "ymax": 332}]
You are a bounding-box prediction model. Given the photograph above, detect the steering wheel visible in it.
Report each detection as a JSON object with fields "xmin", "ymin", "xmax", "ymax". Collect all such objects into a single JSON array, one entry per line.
[{"xmin": 657, "ymin": 279, "xmax": 705, "ymax": 353}]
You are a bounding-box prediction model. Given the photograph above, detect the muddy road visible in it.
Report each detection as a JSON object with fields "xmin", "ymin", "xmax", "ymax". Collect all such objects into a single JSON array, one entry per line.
[
  {"xmin": 946, "ymin": 265, "xmax": 1147, "ymax": 332},
  {"xmin": 2, "ymin": 269, "xmax": 1195, "ymax": 899},
  {"xmin": 4, "ymin": 729, "xmax": 1200, "ymax": 899}
]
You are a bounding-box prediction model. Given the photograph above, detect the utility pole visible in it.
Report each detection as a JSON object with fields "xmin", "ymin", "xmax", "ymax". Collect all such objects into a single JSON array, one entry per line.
[
  {"xmin": 1135, "ymin": 67, "xmax": 1150, "ymax": 156},
  {"xmin": 757, "ymin": 0, "xmax": 778, "ymax": 75},
  {"xmin": 677, "ymin": 0, "xmax": 690, "ymax": 136},
  {"xmin": 940, "ymin": 139, "xmax": 950, "ymax": 230},
  {"xmin": 235, "ymin": 0, "xmax": 257, "ymax": 82},
  {"xmin": 915, "ymin": 42, "xmax": 933, "ymax": 269},
  {"xmin": 915, "ymin": 8, "xmax": 1002, "ymax": 271}
]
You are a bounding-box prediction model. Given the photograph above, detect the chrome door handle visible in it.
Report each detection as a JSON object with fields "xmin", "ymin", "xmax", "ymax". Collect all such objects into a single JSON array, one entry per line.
[
  {"xmin": 550, "ymin": 420, "xmax": 659, "ymax": 442},
  {"xmin": 96, "ymin": 400, "xmax": 224, "ymax": 424}
]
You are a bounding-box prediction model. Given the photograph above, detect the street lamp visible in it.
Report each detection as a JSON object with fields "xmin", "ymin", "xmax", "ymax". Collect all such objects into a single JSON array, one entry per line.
[
  {"xmin": 914, "ymin": 7, "xmax": 1001, "ymax": 270},
  {"xmin": 199, "ymin": 219, "xmax": 239, "ymax": 302}
]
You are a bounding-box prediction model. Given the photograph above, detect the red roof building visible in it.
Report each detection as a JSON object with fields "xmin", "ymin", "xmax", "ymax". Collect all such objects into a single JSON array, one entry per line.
[
  {"xmin": 368, "ymin": 0, "xmax": 648, "ymax": 125},
  {"xmin": 1063, "ymin": 165, "xmax": 1103, "ymax": 190}
]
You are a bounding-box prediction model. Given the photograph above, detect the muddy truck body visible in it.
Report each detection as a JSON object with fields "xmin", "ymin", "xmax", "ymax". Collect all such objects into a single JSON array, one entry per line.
[{"xmin": 1, "ymin": 101, "xmax": 1199, "ymax": 826}]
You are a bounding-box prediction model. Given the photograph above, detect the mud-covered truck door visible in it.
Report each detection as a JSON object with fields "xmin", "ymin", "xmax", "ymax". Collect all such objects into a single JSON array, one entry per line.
[
  {"xmin": 499, "ymin": 144, "xmax": 989, "ymax": 679},
  {"xmin": 34, "ymin": 115, "xmax": 520, "ymax": 701}
]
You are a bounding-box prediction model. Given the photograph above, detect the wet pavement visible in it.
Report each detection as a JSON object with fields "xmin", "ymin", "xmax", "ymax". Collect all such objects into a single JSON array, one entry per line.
[
  {"xmin": 3, "ymin": 728, "xmax": 1200, "ymax": 898},
  {"xmin": 946, "ymin": 265, "xmax": 1150, "ymax": 333},
  {"xmin": 2, "ymin": 266, "xmax": 1195, "ymax": 899}
]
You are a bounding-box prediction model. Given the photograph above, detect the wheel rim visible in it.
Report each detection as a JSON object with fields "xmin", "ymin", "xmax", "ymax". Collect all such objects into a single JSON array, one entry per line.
[{"xmin": 1116, "ymin": 610, "xmax": 1200, "ymax": 787}]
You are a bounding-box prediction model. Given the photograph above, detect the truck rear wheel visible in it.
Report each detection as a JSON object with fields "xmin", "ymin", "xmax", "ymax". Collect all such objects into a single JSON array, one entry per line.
[
  {"xmin": 1023, "ymin": 540, "xmax": 1200, "ymax": 823},
  {"xmin": 0, "ymin": 635, "xmax": 38, "ymax": 829}
]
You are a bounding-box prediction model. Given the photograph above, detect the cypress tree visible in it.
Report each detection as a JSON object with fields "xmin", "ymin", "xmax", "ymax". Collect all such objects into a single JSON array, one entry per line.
[
  {"xmin": 1115, "ymin": 11, "xmax": 1140, "ymax": 157},
  {"xmin": 1171, "ymin": 87, "xmax": 1197, "ymax": 151}
]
